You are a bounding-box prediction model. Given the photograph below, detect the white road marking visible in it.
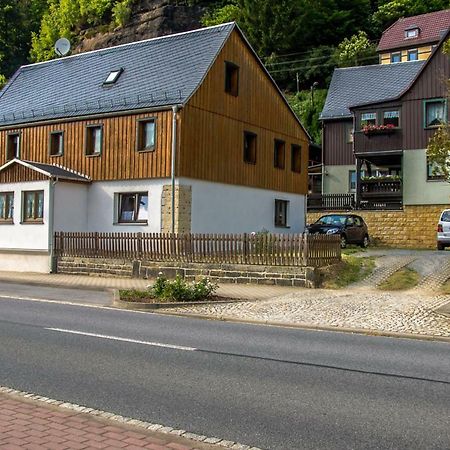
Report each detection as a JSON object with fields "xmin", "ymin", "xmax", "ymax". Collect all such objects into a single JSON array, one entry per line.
[{"xmin": 45, "ymin": 328, "xmax": 197, "ymax": 351}]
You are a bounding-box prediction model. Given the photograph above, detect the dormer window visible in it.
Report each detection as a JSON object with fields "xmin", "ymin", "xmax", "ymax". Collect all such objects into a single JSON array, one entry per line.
[
  {"xmin": 405, "ymin": 27, "xmax": 419, "ymax": 39},
  {"xmin": 104, "ymin": 68, "xmax": 124, "ymax": 85}
]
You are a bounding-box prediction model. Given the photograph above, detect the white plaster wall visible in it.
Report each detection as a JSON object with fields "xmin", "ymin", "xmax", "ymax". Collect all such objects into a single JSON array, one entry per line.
[
  {"xmin": 87, "ymin": 179, "xmax": 167, "ymax": 232},
  {"xmin": 0, "ymin": 180, "xmax": 50, "ymax": 251},
  {"xmin": 179, "ymin": 178, "xmax": 306, "ymax": 233},
  {"xmin": 54, "ymin": 182, "xmax": 88, "ymax": 231}
]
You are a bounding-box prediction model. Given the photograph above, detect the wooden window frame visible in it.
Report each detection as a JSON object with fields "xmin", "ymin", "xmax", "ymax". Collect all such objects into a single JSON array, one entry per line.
[
  {"xmin": 85, "ymin": 124, "xmax": 103, "ymax": 157},
  {"xmin": 382, "ymin": 110, "xmax": 400, "ymax": 128},
  {"xmin": 243, "ymin": 131, "xmax": 257, "ymax": 165},
  {"xmin": 225, "ymin": 61, "xmax": 239, "ymax": 97},
  {"xmin": 423, "ymin": 99, "xmax": 447, "ymax": 129},
  {"xmin": 291, "ymin": 144, "xmax": 301, "ymax": 173},
  {"xmin": 407, "ymin": 49, "xmax": 418, "ymax": 61},
  {"xmin": 360, "ymin": 112, "xmax": 377, "ymax": 129},
  {"xmin": 0, "ymin": 191, "xmax": 14, "ymax": 223},
  {"xmin": 22, "ymin": 190, "xmax": 44, "ymax": 224},
  {"xmin": 117, "ymin": 192, "xmax": 149, "ymax": 224},
  {"xmin": 48, "ymin": 131, "xmax": 64, "ymax": 157},
  {"xmin": 274, "ymin": 199, "xmax": 289, "ymax": 228},
  {"xmin": 274, "ymin": 139, "xmax": 285, "ymax": 169},
  {"xmin": 6, "ymin": 132, "xmax": 20, "ymax": 161},
  {"xmin": 390, "ymin": 52, "xmax": 402, "ymax": 63},
  {"xmin": 136, "ymin": 118, "xmax": 157, "ymax": 152}
]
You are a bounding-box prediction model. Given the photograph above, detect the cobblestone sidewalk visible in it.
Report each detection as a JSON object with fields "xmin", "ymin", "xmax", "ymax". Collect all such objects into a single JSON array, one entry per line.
[
  {"xmin": 162, "ymin": 289, "xmax": 450, "ymax": 338},
  {"xmin": 0, "ymin": 391, "xmax": 219, "ymax": 450}
]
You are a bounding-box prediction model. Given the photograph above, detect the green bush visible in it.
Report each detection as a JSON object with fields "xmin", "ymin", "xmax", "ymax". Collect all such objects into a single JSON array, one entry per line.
[{"xmin": 151, "ymin": 274, "xmax": 217, "ymax": 302}]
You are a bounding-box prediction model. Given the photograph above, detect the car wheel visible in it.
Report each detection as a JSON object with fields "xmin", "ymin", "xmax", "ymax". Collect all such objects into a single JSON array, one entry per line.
[
  {"xmin": 340, "ymin": 234, "xmax": 347, "ymax": 249},
  {"xmin": 437, "ymin": 242, "xmax": 445, "ymax": 251},
  {"xmin": 360, "ymin": 235, "xmax": 370, "ymax": 248}
]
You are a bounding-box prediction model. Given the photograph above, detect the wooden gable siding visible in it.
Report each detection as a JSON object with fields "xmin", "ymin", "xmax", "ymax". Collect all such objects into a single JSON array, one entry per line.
[
  {"xmin": 178, "ymin": 30, "xmax": 309, "ymax": 195},
  {"xmin": 0, "ymin": 111, "xmax": 173, "ymax": 181},
  {"xmin": 0, "ymin": 164, "xmax": 47, "ymax": 183},
  {"xmin": 401, "ymin": 48, "xmax": 450, "ymax": 150},
  {"xmin": 323, "ymin": 119, "xmax": 355, "ymax": 165}
]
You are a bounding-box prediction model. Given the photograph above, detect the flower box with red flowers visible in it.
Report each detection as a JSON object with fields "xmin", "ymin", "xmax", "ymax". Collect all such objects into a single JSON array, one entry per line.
[{"xmin": 362, "ymin": 124, "xmax": 396, "ymax": 136}]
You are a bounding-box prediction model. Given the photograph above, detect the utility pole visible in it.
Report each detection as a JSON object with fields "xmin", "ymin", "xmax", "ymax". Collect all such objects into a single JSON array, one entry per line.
[
  {"xmin": 296, "ymin": 73, "xmax": 300, "ymax": 94},
  {"xmin": 310, "ymin": 81, "xmax": 319, "ymax": 107}
]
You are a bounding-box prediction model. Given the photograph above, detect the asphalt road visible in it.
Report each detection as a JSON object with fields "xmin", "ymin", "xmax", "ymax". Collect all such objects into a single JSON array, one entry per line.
[{"xmin": 0, "ymin": 296, "xmax": 449, "ymax": 450}]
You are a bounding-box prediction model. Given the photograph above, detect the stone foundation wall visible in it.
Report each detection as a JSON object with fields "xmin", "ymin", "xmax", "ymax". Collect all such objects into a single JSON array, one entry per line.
[
  {"xmin": 57, "ymin": 257, "xmax": 317, "ymax": 288},
  {"xmin": 307, "ymin": 204, "xmax": 447, "ymax": 249}
]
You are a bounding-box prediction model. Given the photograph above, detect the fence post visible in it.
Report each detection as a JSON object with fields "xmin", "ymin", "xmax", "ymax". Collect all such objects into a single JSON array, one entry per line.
[
  {"xmin": 243, "ymin": 233, "xmax": 249, "ymax": 264},
  {"xmin": 94, "ymin": 232, "xmax": 99, "ymax": 256},
  {"xmin": 302, "ymin": 233, "xmax": 309, "ymax": 266},
  {"xmin": 137, "ymin": 232, "xmax": 143, "ymax": 259}
]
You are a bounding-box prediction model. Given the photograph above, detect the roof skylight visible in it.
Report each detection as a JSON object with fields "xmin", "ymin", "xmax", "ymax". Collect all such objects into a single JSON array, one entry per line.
[{"xmin": 103, "ymin": 68, "xmax": 124, "ymax": 85}]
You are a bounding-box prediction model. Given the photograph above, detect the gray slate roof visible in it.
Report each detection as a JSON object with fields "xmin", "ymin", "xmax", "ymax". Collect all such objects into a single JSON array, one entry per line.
[
  {"xmin": 0, "ymin": 23, "xmax": 235, "ymax": 127},
  {"xmin": 320, "ymin": 61, "xmax": 426, "ymax": 120}
]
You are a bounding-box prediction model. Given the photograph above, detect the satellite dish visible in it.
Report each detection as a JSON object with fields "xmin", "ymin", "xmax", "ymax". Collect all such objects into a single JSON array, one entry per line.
[{"xmin": 55, "ymin": 38, "xmax": 71, "ymax": 57}]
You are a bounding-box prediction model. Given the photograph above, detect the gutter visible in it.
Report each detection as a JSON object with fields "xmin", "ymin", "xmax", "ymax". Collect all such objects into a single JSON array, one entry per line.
[
  {"xmin": 171, "ymin": 105, "xmax": 181, "ymax": 234},
  {"xmin": 48, "ymin": 177, "xmax": 58, "ymax": 272}
]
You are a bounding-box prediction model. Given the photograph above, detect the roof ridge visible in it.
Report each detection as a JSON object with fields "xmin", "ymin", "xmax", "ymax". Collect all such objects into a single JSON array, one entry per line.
[
  {"xmin": 335, "ymin": 60, "xmax": 425, "ymax": 71},
  {"xmin": 21, "ymin": 22, "xmax": 236, "ymax": 71}
]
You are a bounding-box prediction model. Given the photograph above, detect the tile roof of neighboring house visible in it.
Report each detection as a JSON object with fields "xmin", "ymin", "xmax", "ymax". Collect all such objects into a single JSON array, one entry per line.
[
  {"xmin": 0, "ymin": 23, "xmax": 235, "ymax": 127},
  {"xmin": 320, "ymin": 61, "xmax": 426, "ymax": 120},
  {"xmin": 0, "ymin": 159, "xmax": 91, "ymax": 182},
  {"xmin": 377, "ymin": 9, "xmax": 450, "ymax": 52}
]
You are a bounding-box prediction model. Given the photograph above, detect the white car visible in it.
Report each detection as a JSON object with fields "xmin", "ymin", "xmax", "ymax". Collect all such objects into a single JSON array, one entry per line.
[{"xmin": 437, "ymin": 209, "xmax": 450, "ymax": 250}]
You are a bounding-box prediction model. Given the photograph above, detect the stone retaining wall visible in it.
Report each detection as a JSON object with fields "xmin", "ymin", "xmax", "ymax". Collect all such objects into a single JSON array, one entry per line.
[
  {"xmin": 307, "ymin": 204, "xmax": 447, "ymax": 249},
  {"xmin": 57, "ymin": 257, "xmax": 317, "ymax": 288}
]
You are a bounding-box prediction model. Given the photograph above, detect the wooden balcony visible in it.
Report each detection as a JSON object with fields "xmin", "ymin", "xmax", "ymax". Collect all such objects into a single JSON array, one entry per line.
[
  {"xmin": 359, "ymin": 179, "xmax": 402, "ymax": 210},
  {"xmin": 354, "ymin": 128, "xmax": 403, "ymax": 154},
  {"xmin": 307, "ymin": 193, "xmax": 355, "ymax": 211}
]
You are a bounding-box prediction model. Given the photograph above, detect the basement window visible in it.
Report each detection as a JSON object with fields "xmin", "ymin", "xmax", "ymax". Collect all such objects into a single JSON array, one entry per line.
[
  {"xmin": 225, "ymin": 61, "xmax": 239, "ymax": 96},
  {"xmin": 117, "ymin": 192, "xmax": 149, "ymax": 224},
  {"xmin": 104, "ymin": 68, "xmax": 124, "ymax": 85},
  {"xmin": 274, "ymin": 139, "xmax": 285, "ymax": 169}
]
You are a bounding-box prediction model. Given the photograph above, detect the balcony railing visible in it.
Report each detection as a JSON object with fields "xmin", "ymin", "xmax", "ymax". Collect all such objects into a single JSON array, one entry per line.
[
  {"xmin": 359, "ymin": 179, "xmax": 402, "ymax": 210},
  {"xmin": 308, "ymin": 193, "xmax": 355, "ymax": 211},
  {"xmin": 354, "ymin": 129, "xmax": 402, "ymax": 153}
]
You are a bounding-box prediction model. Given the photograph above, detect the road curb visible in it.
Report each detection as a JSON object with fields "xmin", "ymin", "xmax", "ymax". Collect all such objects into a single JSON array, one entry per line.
[{"xmin": 0, "ymin": 385, "xmax": 262, "ymax": 450}]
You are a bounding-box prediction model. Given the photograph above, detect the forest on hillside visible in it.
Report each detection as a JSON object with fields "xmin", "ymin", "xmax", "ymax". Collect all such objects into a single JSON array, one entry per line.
[{"xmin": 1, "ymin": 0, "xmax": 449, "ymax": 142}]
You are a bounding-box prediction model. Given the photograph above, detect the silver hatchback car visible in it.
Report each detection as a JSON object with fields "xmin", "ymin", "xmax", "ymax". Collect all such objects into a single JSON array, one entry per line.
[{"xmin": 437, "ymin": 209, "xmax": 450, "ymax": 250}]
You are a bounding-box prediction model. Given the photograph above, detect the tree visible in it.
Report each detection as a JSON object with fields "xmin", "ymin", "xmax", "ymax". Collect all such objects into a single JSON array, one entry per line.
[
  {"xmin": 427, "ymin": 126, "xmax": 450, "ymax": 181},
  {"xmin": 336, "ymin": 31, "xmax": 378, "ymax": 67}
]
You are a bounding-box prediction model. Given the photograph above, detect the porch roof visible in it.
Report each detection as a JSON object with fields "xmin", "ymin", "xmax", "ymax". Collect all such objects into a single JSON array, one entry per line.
[{"xmin": 0, "ymin": 159, "xmax": 91, "ymax": 182}]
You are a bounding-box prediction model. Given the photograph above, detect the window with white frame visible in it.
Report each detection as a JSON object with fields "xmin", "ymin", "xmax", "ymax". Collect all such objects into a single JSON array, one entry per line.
[
  {"xmin": 6, "ymin": 133, "xmax": 20, "ymax": 161},
  {"xmin": 274, "ymin": 199, "xmax": 289, "ymax": 227},
  {"xmin": 0, "ymin": 192, "xmax": 14, "ymax": 222},
  {"xmin": 117, "ymin": 192, "xmax": 149, "ymax": 223},
  {"xmin": 405, "ymin": 28, "xmax": 419, "ymax": 39},
  {"xmin": 85, "ymin": 125, "xmax": 103, "ymax": 156},
  {"xmin": 424, "ymin": 99, "xmax": 446, "ymax": 128}
]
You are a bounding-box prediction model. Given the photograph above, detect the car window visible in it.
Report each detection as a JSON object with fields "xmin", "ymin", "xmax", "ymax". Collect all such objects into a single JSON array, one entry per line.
[
  {"xmin": 346, "ymin": 217, "xmax": 355, "ymax": 226},
  {"xmin": 316, "ymin": 215, "xmax": 347, "ymax": 226},
  {"xmin": 441, "ymin": 211, "xmax": 450, "ymax": 222},
  {"xmin": 354, "ymin": 217, "xmax": 362, "ymax": 226}
]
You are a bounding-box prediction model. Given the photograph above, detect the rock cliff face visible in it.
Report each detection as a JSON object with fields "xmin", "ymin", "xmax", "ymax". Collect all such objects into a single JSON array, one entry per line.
[{"xmin": 75, "ymin": 0, "xmax": 205, "ymax": 53}]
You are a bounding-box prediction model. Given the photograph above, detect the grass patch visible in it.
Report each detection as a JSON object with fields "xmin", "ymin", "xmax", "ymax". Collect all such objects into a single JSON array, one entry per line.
[
  {"xmin": 441, "ymin": 279, "xmax": 450, "ymax": 295},
  {"xmin": 342, "ymin": 245, "xmax": 367, "ymax": 255},
  {"xmin": 321, "ymin": 255, "xmax": 375, "ymax": 289},
  {"xmin": 378, "ymin": 267, "xmax": 420, "ymax": 291}
]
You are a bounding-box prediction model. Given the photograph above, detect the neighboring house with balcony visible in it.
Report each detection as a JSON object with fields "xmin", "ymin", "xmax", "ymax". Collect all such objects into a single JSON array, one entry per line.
[
  {"xmin": 312, "ymin": 27, "xmax": 450, "ymax": 248},
  {"xmin": 0, "ymin": 22, "xmax": 310, "ymax": 272},
  {"xmin": 378, "ymin": 9, "xmax": 450, "ymax": 64}
]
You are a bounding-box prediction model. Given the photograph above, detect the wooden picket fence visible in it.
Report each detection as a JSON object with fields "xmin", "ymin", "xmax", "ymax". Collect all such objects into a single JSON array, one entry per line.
[{"xmin": 53, "ymin": 232, "xmax": 341, "ymax": 267}]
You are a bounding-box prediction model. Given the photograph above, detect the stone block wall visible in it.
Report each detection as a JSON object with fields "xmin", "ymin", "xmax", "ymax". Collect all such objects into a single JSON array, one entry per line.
[
  {"xmin": 57, "ymin": 257, "xmax": 317, "ymax": 288},
  {"xmin": 307, "ymin": 204, "xmax": 447, "ymax": 249},
  {"xmin": 161, "ymin": 185, "xmax": 192, "ymax": 233}
]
